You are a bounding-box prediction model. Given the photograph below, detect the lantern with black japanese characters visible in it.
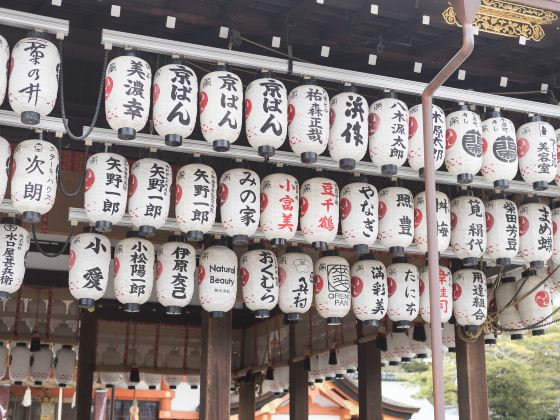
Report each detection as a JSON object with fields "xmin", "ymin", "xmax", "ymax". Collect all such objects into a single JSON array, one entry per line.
[
  {"xmin": 551, "ymin": 202, "xmax": 560, "ymax": 264},
  {"xmin": 444, "ymin": 104, "xmax": 483, "ymax": 184},
  {"xmin": 30, "ymin": 344, "xmax": 52, "ymax": 385},
  {"xmin": 8, "ymin": 34, "xmax": 60, "ymax": 125},
  {"xmin": 300, "ymin": 177, "xmax": 339, "ymax": 251},
  {"xmin": 288, "ymin": 78, "xmax": 330, "ymax": 163},
  {"xmin": 9, "ymin": 342, "xmax": 30, "ymax": 385},
  {"xmin": 351, "ymin": 255, "xmax": 387, "ymax": 327},
  {"xmin": 413, "ymin": 191, "xmax": 451, "ymax": 254},
  {"xmin": 0, "ymin": 35, "xmax": 8, "ymax": 105},
  {"xmin": 241, "ymin": 244, "xmax": 279, "ymax": 318},
  {"xmin": 68, "ymin": 227, "xmax": 111, "ymax": 308},
  {"xmin": 156, "ymin": 235, "xmax": 195, "ymax": 315},
  {"xmin": 368, "ymin": 91, "xmax": 408, "ymax": 176},
  {"xmin": 452, "ymin": 268, "xmax": 487, "ymax": 333},
  {"xmin": 54, "ymin": 345, "xmax": 76, "ymax": 387},
  {"xmin": 0, "ymin": 218, "xmax": 29, "ymax": 301},
  {"xmin": 260, "ymin": 173, "xmax": 299, "ymax": 247},
  {"xmin": 152, "ymin": 61, "xmax": 197, "ymax": 147},
  {"xmin": 278, "ymin": 246, "xmax": 313, "ymax": 322},
  {"xmin": 450, "ymin": 192, "xmax": 487, "ymax": 266},
  {"xmin": 407, "ymin": 103, "xmax": 446, "ymax": 176},
  {"xmin": 113, "ymin": 231, "xmax": 155, "ymax": 313},
  {"xmin": 378, "ymin": 187, "xmax": 414, "ymax": 256},
  {"xmin": 313, "ymin": 250, "xmax": 350, "ymax": 325},
  {"xmin": 199, "ymin": 66, "xmax": 243, "ymax": 152},
  {"xmin": 485, "ymin": 194, "xmax": 519, "ymax": 266},
  {"xmin": 495, "ymin": 277, "xmax": 525, "ymax": 340},
  {"xmin": 340, "ymin": 181, "xmax": 378, "ymax": 254},
  {"xmin": 99, "ymin": 346, "xmax": 122, "ymax": 387},
  {"xmin": 387, "ymin": 257, "xmax": 419, "ymax": 330},
  {"xmin": 419, "ymin": 265, "xmax": 453, "ymax": 324},
  {"xmin": 518, "ymin": 197, "xmax": 552, "ymax": 269},
  {"xmin": 11, "ymin": 138, "xmax": 58, "ymax": 223},
  {"xmin": 517, "ymin": 270, "xmax": 552, "ymax": 335}
]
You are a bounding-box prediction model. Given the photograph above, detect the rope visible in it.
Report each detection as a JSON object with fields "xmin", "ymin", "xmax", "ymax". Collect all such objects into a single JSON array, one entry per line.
[
  {"xmin": 153, "ymin": 324, "xmax": 160, "ymax": 368},
  {"xmin": 31, "ymin": 223, "xmax": 74, "ymax": 258},
  {"xmin": 45, "ymin": 288, "xmax": 53, "ymax": 340}
]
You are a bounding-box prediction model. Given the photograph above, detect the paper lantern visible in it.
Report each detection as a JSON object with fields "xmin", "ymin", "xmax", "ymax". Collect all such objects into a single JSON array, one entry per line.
[
  {"xmin": 0, "ymin": 344, "xmax": 7, "ymax": 381},
  {"xmin": 351, "ymin": 255, "xmax": 387, "ymax": 326},
  {"xmin": 386, "ymin": 258, "xmax": 419, "ymax": 330},
  {"xmin": 517, "ymin": 116, "xmax": 557, "ymax": 191},
  {"xmin": 198, "ymin": 240, "xmax": 238, "ymax": 317},
  {"xmin": 485, "ymin": 195, "xmax": 519, "ymax": 266},
  {"xmin": 8, "ymin": 34, "xmax": 59, "ymax": 125},
  {"xmin": 186, "ymin": 375, "xmax": 200, "ymax": 390},
  {"xmin": 245, "ymin": 72, "xmax": 287, "ymax": 158},
  {"xmin": 517, "ymin": 270, "xmax": 552, "ymax": 335},
  {"xmin": 155, "ymin": 236, "xmax": 196, "ymax": 315},
  {"xmin": 442, "ymin": 322, "xmax": 456, "ymax": 352},
  {"xmin": 452, "ymin": 268, "xmax": 487, "ymax": 332},
  {"xmin": 378, "ymin": 187, "xmax": 414, "ymax": 256},
  {"xmin": 30, "ymin": 344, "xmax": 52, "ymax": 385},
  {"xmin": 518, "ymin": 197, "xmax": 552, "ymax": 269},
  {"xmin": 105, "ymin": 53, "xmax": 151, "ymax": 140},
  {"xmin": 337, "ymin": 345, "xmax": 358, "ymax": 373},
  {"xmin": 547, "ymin": 261, "xmax": 560, "ymax": 302},
  {"xmin": 368, "ymin": 91, "xmax": 408, "ymax": 176},
  {"xmin": 407, "ymin": 103, "xmax": 446, "ymax": 175},
  {"xmin": 260, "ymin": 173, "xmax": 299, "ymax": 247},
  {"xmin": 0, "ymin": 218, "xmax": 30, "ymax": 301},
  {"xmin": 11, "ymin": 139, "xmax": 58, "ymax": 223},
  {"xmin": 113, "ymin": 232, "xmax": 155, "ymax": 312},
  {"xmin": 164, "ymin": 348, "xmax": 183, "ymax": 389},
  {"xmin": 413, "ymin": 191, "xmax": 451, "ymax": 254},
  {"xmin": 0, "ymin": 137, "xmax": 10, "ymax": 204},
  {"xmin": 419, "ymin": 265, "xmax": 453, "ymax": 324},
  {"xmin": 219, "ymin": 168, "xmax": 260, "ymax": 246},
  {"xmin": 278, "ymin": 246, "xmax": 313, "ymax": 322},
  {"xmin": 313, "ymin": 250, "xmax": 350, "ymax": 325},
  {"xmin": 99, "ymin": 346, "xmax": 122, "ymax": 387},
  {"xmin": 495, "ymin": 277, "xmax": 525, "ymax": 340},
  {"xmin": 54, "ymin": 345, "xmax": 76, "ymax": 387},
  {"xmin": 84, "ymin": 152, "xmax": 129, "ymax": 232},
  {"xmin": 240, "ymin": 245, "xmax": 279, "ymax": 318},
  {"xmin": 340, "ymin": 181, "xmax": 378, "ymax": 254},
  {"xmin": 300, "ymin": 177, "xmax": 339, "ymax": 251},
  {"xmin": 309, "ymin": 353, "xmax": 323, "ymax": 383},
  {"xmin": 142, "ymin": 349, "xmax": 161, "ymax": 390},
  {"xmin": 552, "ymin": 203, "xmax": 560, "ymax": 264},
  {"xmin": 9, "ymin": 342, "xmax": 30, "ymax": 385},
  {"xmin": 444, "ymin": 104, "xmax": 483, "ymax": 184},
  {"xmin": 450, "ymin": 193, "xmax": 487, "ymax": 266},
  {"xmin": 287, "ymin": 79, "xmax": 330, "ymax": 163},
  {"xmin": 152, "ymin": 61, "xmax": 197, "ymax": 146},
  {"xmin": 327, "ymin": 85, "xmax": 368, "ymax": 170},
  {"xmin": 128, "ymin": 158, "xmax": 172, "ymax": 236},
  {"xmin": 199, "ymin": 66, "xmax": 243, "ymax": 152},
  {"xmin": 480, "ymin": 111, "xmax": 518, "ymax": 190},
  {"xmin": 0, "ymin": 35, "xmax": 8, "ymax": 105},
  {"xmin": 388, "ymin": 331, "xmax": 415, "ymax": 362},
  {"xmin": 409, "ymin": 323, "xmax": 431, "ymax": 358},
  {"xmin": 556, "ymin": 128, "xmax": 560, "ymax": 186}
]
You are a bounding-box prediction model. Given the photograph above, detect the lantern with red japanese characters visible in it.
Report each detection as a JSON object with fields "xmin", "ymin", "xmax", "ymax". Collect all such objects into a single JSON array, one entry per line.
[
  {"xmin": 407, "ymin": 103, "xmax": 446, "ymax": 176},
  {"xmin": 517, "ymin": 270, "xmax": 552, "ymax": 336},
  {"xmin": 54, "ymin": 345, "xmax": 76, "ymax": 387},
  {"xmin": 495, "ymin": 277, "xmax": 525, "ymax": 340},
  {"xmin": 444, "ymin": 104, "xmax": 483, "ymax": 184},
  {"xmin": 0, "ymin": 218, "xmax": 29, "ymax": 301},
  {"xmin": 452, "ymin": 268, "xmax": 487, "ymax": 333},
  {"xmin": 260, "ymin": 173, "xmax": 299, "ymax": 247},
  {"xmin": 518, "ymin": 197, "xmax": 552, "ymax": 269},
  {"xmin": 351, "ymin": 255, "xmax": 387, "ymax": 327},
  {"xmin": 0, "ymin": 36, "xmax": 8, "ymax": 105},
  {"xmin": 278, "ymin": 246, "xmax": 313, "ymax": 322},
  {"xmin": 386, "ymin": 257, "xmax": 419, "ymax": 330},
  {"xmin": 313, "ymin": 250, "xmax": 350, "ymax": 325},
  {"xmin": 419, "ymin": 265, "xmax": 452, "ymax": 324},
  {"xmin": 9, "ymin": 342, "xmax": 30, "ymax": 385},
  {"xmin": 378, "ymin": 187, "xmax": 414, "ymax": 256},
  {"xmin": 30, "ymin": 344, "xmax": 52, "ymax": 385},
  {"xmin": 413, "ymin": 191, "xmax": 450, "ymax": 254},
  {"xmin": 485, "ymin": 194, "xmax": 519, "ymax": 266},
  {"xmin": 0, "ymin": 137, "xmax": 10, "ymax": 204},
  {"xmin": 450, "ymin": 193, "xmax": 487, "ymax": 266},
  {"xmin": 300, "ymin": 177, "xmax": 339, "ymax": 251},
  {"xmin": 551, "ymin": 202, "xmax": 560, "ymax": 264},
  {"xmin": 340, "ymin": 181, "xmax": 377, "ymax": 254}
]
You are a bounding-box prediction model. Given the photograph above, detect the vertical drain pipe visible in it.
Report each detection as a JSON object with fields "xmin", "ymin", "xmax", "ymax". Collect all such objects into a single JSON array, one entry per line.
[{"xmin": 421, "ymin": 1, "xmax": 480, "ymax": 419}]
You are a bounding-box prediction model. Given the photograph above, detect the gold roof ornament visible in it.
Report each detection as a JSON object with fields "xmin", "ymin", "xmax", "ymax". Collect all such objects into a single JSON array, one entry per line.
[{"xmin": 442, "ymin": 0, "xmax": 558, "ymax": 41}]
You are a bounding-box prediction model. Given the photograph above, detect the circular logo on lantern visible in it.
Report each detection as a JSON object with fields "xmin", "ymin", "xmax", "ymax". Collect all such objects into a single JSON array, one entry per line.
[
  {"xmin": 387, "ymin": 277, "xmax": 396, "ymax": 297},
  {"xmin": 452, "ymin": 283, "xmax": 462, "ymax": 301},
  {"xmin": 535, "ymin": 290, "xmax": 550, "ymax": 308},
  {"xmin": 482, "ymin": 138, "xmax": 488, "ymax": 155},
  {"xmin": 241, "ymin": 268, "xmax": 250, "ymax": 287},
  {"xmin": 313, "ymin": 274, "xmax": 324, "ymax": 294},
  {"xmin": 462, "ymin": 129, "xmax": 482, "ymax": 157},
  {"xmin": 244, "ymin": 99, "xmax": 252, "ymax": 120},
  {"xmin": 175, "ymin": 184, "xmax": 182, "ymax": 204},
  {"xmin": 153, "ymin": 84, "xmax": 160, "ymax": 105},
  {"xmin": 445, "ymin": 128, "xmax": 457, "ymax": 149},
  {"xmin": 199, "ymin": 91, "xmax": 208, "ymax": 113},
  {"xmin": 517, "ymin": 138, "xmax": 529, "ymax": 158},
  {"xmin": 340, "ymin": 198, "xmax": 352, "ymax": 220},
  {"xmin": 299, "ymin": 197, "xmax": 309, "ymax": 219},
  {"xmin": 156, "ymin": 260, "xmax": 163, "ymax": 279},
  {"xmin": 329, "ymin": 109, "xmax": 336, "ymax": 128},
  {"xmin": 198, "ymin": 265, "xmax": 205, "ymax": 284},
  {"xmin": 368, "ymin": 113, "xmax": 380, "ymax": 136},
  {"xmin": 288, "ymin": 104, "xmax": 296, "ymax": 125},
  {"xmin": 278, "ymin": 267, "xmax": 286, "ymax": 287},
  {"xmin": 419, "ymin": 278, "xmax": 425, "ymax": 296},
  {"xmin": 351, "ymin": 276, "xmax": 363, "ymax": 297},
  {"xmin": 260, "ymin": 192, "xmax": 268, "ymax": 212},
  {"xmin": 84, "ymin": 168, "xmax": 95, "ymax": 192},
  {"xmin": 10, "ymin": 158, "xmax": 15, "ymax": 177},
  {"xmin": 378, "ymin": 201, "xmax": 387, "ymax": 220},
  {"xmin": 485, "ymin": 212, "xmax": 494, "ymax": 232},
  {"xmin": 104, "ymin": 76, "xmax": 113, "ymax": 100},
  {"xmin": 518, "ymin": 215, "xmax": 529, "ymax": 236},
  {"xmin": 113, "ymin": 257, "xmax": 120, "ymax": 276},
  {"xmin": 450, "ymin": 212, "xmax": 457, "ymax": 230},
  {"xmin": 218, "ymin": 183, "xmax": 228, "ymax": 206},
  {"xmin": 554, "ymin": 221, "xmax": 558, "ymax": 236},
  {"xmin": 69, "ymin": 250, "xmax": 76, "ymax": 270},
  {"xmin": 128, "ymin": 174, "xmax": 138, "ymax": 197},
  {"xmin": 493, "ymin": 136, "xmax": 517, "ymax": 163},
  {"xmin": 414, "ymin": 208, "xmax": 422, "ymax": 228},
  {"xmin": 408, "ymin": 116, "xmax": 418, "ymax": 139}
]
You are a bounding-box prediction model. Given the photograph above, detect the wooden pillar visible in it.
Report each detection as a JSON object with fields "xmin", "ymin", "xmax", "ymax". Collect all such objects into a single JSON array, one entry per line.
[
  {"xmin": 200, "ymin": 311, "xmax": 232, "ymax": 420},
  {"xmin": 289, "ymin": 325, "xmax": 308, "ymax": 420},
  {"xmin": 358, "ymin": 338, "xmax": 383, "ymax": 420},
  {"xmin": 455, "ymin": 332, "xmax": 489, "ymax": 420},
  {"xmin": 238, "ymin": 374, "xmax": 256, "ymax": 420},
  {"xmin": 76, "ymin": 309, "xmax": 97, "ymax": 420}
]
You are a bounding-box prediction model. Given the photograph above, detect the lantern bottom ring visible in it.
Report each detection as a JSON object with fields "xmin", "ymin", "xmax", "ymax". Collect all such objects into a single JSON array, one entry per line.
[
  {"xmin": 388, "ymin": 361, "xmax": 400, "ymax": 366},
  {"xmin": 493, "ymin": 179, "xmax": 510, "ymax": 191},
  {"xmin": 533, "ymin": 181, "xmax": 549, "ymax": 191},
  {"xmin": 34, "ymin": 381, "xmax": 43, "ymax": 386},
  {"xmin": 186, "ymin": 230, "xmax": 204, "ymax": 242},
  {"xmin": 165, "ymin": 134, "xmax": 183, "ymax": 147},
  {"xmin": 13, "ymin": 381, "xmax": 23, "ymax": 386},
  {"xmin": 0, "ymin": 291, "xmax": 9, "ymax": 302},
  {"xmin": 23, "ymin": 211, "xmax": 41, "ymax": 224},
  {"xmin": 457, "ymin": 173, "xmax": 474, "ymax": 184},
  {"xmin": 105, "ymin": 384, "xmax": 114, "ymax": 388},
  {"xmin": 58, "ymin": 383, "xmax": 67, "ymax": 388},
  {"xmin": 401, "ymin": 357, "xmax": 412, "ymax": 362},
  {"xmin": 258, "ymin": 145, "xmax": 275, "ymax": 159},
  {"xmin": 461, "ymin": 257, "xmax": 479, "ymax": 267},
  {"xmin": 270, "ymin": 238, "xmax": 286, "ymax": 248},
  {"xmin": 127, "ymin": 386, "xmax": 136, "ymax": 390},
  {"xmin": 326, "ymin": 317, "xmax": 343, "ymax": 326},
  {"xmin": 362, "ymin": 319, "xmax": 379, "ymax": 328},
  {"xmin": 209, "ymin": 311, "xmax": 225, "ymax": 319},
  {"xmin": 339, "ymin": 158, "xmax": 355, "ymax": 171},
  {"xmin": 335, "ymin": 373, "xmax": 344, "ymax": 379},
  {"xmin": 166, "ymin": 305, "xmax": 182, "ymax": 315},
  {"xmin": 346, "ymin": 369, "xmax": 356, "ymax": 374},
  {"xmin": 139, "ymin": 225, "xmax": 156, "ymax": 237},
  {"xmin": 148, "ymin": 385, "xmax": 157, "ymax": 390},
  {"xmin": 124, "ymin": 303, "xmax": 141, "ymax": 313},
  {"xmin": 392, "ymin": 320, "xmax": 411, "ymax": 331},
  {"xmin": 511, "ymin": 334, "xmax": 524, "ymax": 340},
  {"xmin": 95, "ymin": 220, "xmax": 113, "ymax": 233},
  {"xmin": 418, "ymin": 167, "xmax": 425, "ymax": 178},
  {"xmin": 417, "ymin": 353, "xmax": 428, "ymax": 359},
  {"xmin": 169, "ymin": 385, "xmax": 177, "ymax": 390},
  {"xmin": 389, "ymin": 246, "xmax": 405, "ymax": 257},
  {"xmin": 301, "ymin": 152, "xmax": 317, "ymax": 164},
  {"xmin": 448, "ymin": 347, "xmax": 456, "ymax": 353},
  {"xmin": 353, "ymin": 244, "xmax": 369, "ymax": 255},
  {"xmin": 190, "ymin": 385, "xmax": 199, "ymax": 390},
  {"xmin": 232, "ymin": 234, "xmax": 249, "ymax": 246},
  {"xmin": 495, "ymin": 257, "xmax": 511, "ymax": 266},
  {"xmin": 254, "ymin": 309, "xmax": 270, "ymax": 319},
  {"xmin": 532, "ymin": 329, "xmax": 545, "ymax": 336},
  {"xmin": 485, "ymin": 338, "xmax": 496, "ymax": 345},
  {"xmin": 529, "ymin": 260, "xmax": 545, "ymax": 270},
  {"xmin": 20, "ymin": 111, "xmax": 40, "ymax": 126},
  {"xmin": 78, "ymin": 298, "xmax": 95, "ymax": 309},
  {"xmin": 462, "ymin": 325, "xmax": 479, "ymax": 334},
  {"xmin": 118, "ymin": 127, "xmax": 136, "ymax": 141},
  {"xmin": 381, "ymin": 164, "xmax": 397, "ymax": 176},
  {"xmin": 285, "ymin": 313, "xmax": 302, "ymax": 323},
  {"xmin": 312, "ymin": 241, "xmax": 328, "ymax": 251},
  {"xmin": 315, "ymin": 379, "xmax": 324, "ymax": 383},
  {"xmin": 213, "ymin": 139, "xmax": 230, "ymax": 152}
]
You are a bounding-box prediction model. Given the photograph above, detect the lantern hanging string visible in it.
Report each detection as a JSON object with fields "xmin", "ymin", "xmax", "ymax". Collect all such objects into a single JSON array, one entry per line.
[
  {"xmin": 274, "ymin": 316, "xmax": 282, "ymax": 362},
  {"xmin": 13, "ymin": 288, "xmax": 22, "ymax": 340},
  {"xmin": 182, "ymin": 325, "xmax": 188, "ymax": 370},
  {"xmin": 56, "ymin": 138, "xmax": 90, "ymax": 197},
  {"xmin": 33, "ymin": 288, "xmax": 40, "ymax": 333},
  {"xmin": 123, "ymin": 321, "xmax": 130, "ymax": 367},
  {"xmin": 153, "ymin": 324, "xmax": 160, "ymax": 369},
  {"xmin": 132, "ymin": 323, "xmax": 138, "ymax": 365},
  {"xmin": 45, "ymin": 288, "xmax": 53, "ymax": 340},
  {"xmin": 30, "ymin": 223, "xmax": 75, "ymax": 258}
]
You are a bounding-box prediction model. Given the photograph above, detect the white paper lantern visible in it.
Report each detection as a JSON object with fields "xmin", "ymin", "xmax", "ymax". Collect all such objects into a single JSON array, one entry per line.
[
  {"xmin": 337, "ymin": 345, "xmax": 358, "ymax": 374},
  {"xmin": 485, "ymin": 195, "xmax": 519, "ymax": 266},
  {"xmin": 328, "ymin": 86, "xmax": 368, "ymax": 170},
  {"xmin": 450, "ymin": 193, "xmax": 487, "ymax": 266},
  {"xmin": 9, "ymin": 342, "xmax": 30, "ymax": 385},
  {"xmin": 287, "ymin": 79, "xmax": 330, "ymax": 163},
  {"xmin": 152, "ymin": 61, "xmax": 197, "ymax": 146},
  {"xmin": 240, "ymin": 246, "xmax": 279, "ymax": 318},
  {"xmin": 105, "ymin": 53, "xmax": 151, "ymax": 140},
  {"xmin": 68, "ymin": 228, "xmax": 111, "ymax": 307},
  {"xmin": 30, "ymin": 344, "xmax": 52, "ymax": 385},
  {"xmin": 313, "ymin": 251, "xmax": 350, "ymax": 325},
  {"xmin": 547, "ymin": 261, "xmax": 560, "ymax": 303},
  {"xmin": 0, "ymin": 344, "xmax": 7, "ymax": 381},
  {"xmin": 128, "ymin": 158, "xmax": 172, "ymax": 236},
  {"xmin": 495, "ymin": 277, "xmax": 525, "ymax": 340},
  {"xmin": 378, "ymin": 187, "xmax": 414, "ymax": 255},
  {"xmin": 142, "ymin": 349, "xmax": 161, "ymax": 389},
  {"xmin": 54, "ymin": 345, "xmax": 76, "ymax": 387},
  {"xmin": 442, "ymin": 322, "xmax": 456, "ymax": 351},
  {"xmin": 245, "ymin": 72, "xmax": 287, "ymax": 158},
  {"xmin": 386, "ymin": 258, "xmax": 419, "ymax": 330},
  {"xmin": 388, "ymin": 331, "xmax": 415, "ymax": 362},
  {"xmin": 518, "ymin": 198, "xmax": 552, "ymax": 269},
  {"xmin": 555, "ymin": 128, "xmax": 560, "ymax": 186},
  {"xmin": 113, "ymin": 233, "xmax": 155, "ymax": 312},
  {"xmin": 278, "ymin": 246, "xmax": 313, "ymax": 322},
  {"xmin": 100, "ymin": 346, "xmax": 123, "ymax": 387},
  {"xmin": 8, "ymin": 35, "xmax": 59, "ymax": 125},
  {"xmin": 552, "ymin": 203, "xmax": 560, "ymax": 264},
  {"xmin": 199, "ymin": 67, "xmax": 243, "ymax": 152},
  {"xmin": 351, "ymin": 255, "xmax": 387, "ymax": 326},
  {"xmin": 340, "ymin": 181, "xmax": 378, "ymax": 254},
  {"xmin": 480, "ymin": 111, "xmax": 518, "ymax": 190},
  {"xmin": 0, "ymin": 137, "xmax": 10, "ymax": 204},
  {"xmin": 219, "ymin": 168, "xmax": 260, "ymax": 245},
  {"xmin": 368, "ymin": 92, "xmax": 408, "ymax": 176},
  {"xmin": 156, "ymin": 236, "xmax": 196, "ymax": 314},
  {"xmin": 517, "ymin": 270, "xmax": 552, "ymax": 335},
  {"xmin": 452, "ymin": 268, "xmax": 487, "ymax": 332},
  {"xmin": 198, "ymin": 241, "xmax": 238, "ymax": 317},
  {"xmin": 186, "ymin": 375, "xmax": 200, "ymax": 390},
  {"xmin": 407, "ymin": 103, "xmax": 446, "ymax": 175},
  {"xmin": 11, "ymin": 139, "xmax": 58, "ymax": 223},
  {"xmin": 164, "ymin": 348, "xmax": 184, "ymax": 389},
  {"xmin": 409, "ymin": 323, "xmax": 431, "ymax": 358},
  {"xmin": 419, "ymin": 265, "xmax": 453, "ymax": 324},
  {"xmin": 260, "ymin": 173, "xmax": 299, "ymax": 247},
  {"xmin": 300, "ymin": 177, "xmax": 339, "ymax": 251},
  {"xmin": 413, "ymin": 191, "xmax": 451, "ymax": 254},
  {"xmin": 0, "ymin": 219, "xmax": 30, "ymax": 301},
  {"xmin": 444, "ymin": 105, "xmax": 483, "ymax": 184},
  {"xmin": 0, "ymin": 35, "xmax": 8, "ymax": 106},
  {"xmin": 84, "ymin": 152, "xmax": 129, "ymax": 232}
]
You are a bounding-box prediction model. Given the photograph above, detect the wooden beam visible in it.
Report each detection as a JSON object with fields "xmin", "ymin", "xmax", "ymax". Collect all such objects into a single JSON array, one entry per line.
[
  {"xmin": 200, "ymin": 311, "xmax": 232, "ymax": 420},
  {"xmin": 289, "ymin": 324, "xmax": 308, "ymax": 420},
  {"xmin": 358, "ymin": 335, "xmax": 383, "ymax": 420},
  {"xmin": 239, "ymin": 374, "xmax": 256, "ymax": 420},
  {"xmin": 76, "ymin": 309, "xmax": 97, "ymax": 420}
]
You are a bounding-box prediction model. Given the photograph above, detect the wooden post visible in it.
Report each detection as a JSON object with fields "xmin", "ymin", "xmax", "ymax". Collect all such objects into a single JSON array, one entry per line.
[
  {"xmin": 455, "ymin": 332, "xmax": 489, "ymax": 420},
  {"xmin": 76, "ymin": 309, "xmax": 97, "ymax": 420},
  {"xmin": 358, "ymin": 338, "xmax": 383, "ymax": 420},
  {"xmin": 289, "ymin": 325, "xmax": 308, "ymax": 420},
  {"xmin": 200, "ymin": 311, "xmax": 232, "ymax": 420},
  {"xmin": 239, "ymin": 374, "xmax": 256, "ymax": 420}
]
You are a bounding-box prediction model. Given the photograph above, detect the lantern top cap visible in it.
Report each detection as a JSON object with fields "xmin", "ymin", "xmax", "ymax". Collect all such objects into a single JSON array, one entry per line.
[
  {"xmin": 213, "ymin": 63, "xmax": 229, "ymax": 72},
  {"xmin": 82, "ymin": 226, "xmax": 96, "ymax": 233},
  {"xmin": 168, "ymin": 57, "xmax": 185, "ymax": 65},
  {"xmin": 248, "ymin": 242, "xmax": 263, "ymax": 251},
  {"xmin": 0, "ymin": 217, "xmax": 21, "ymax": 226},
  {"xmin": 299, "ymin": 77, "xmax": 318, "ymax": 86},
  {"xmin": 167, "ymin": 234, "xmax": 187, "ymax": 243},
  {"xmin": 61, "ymin": 345, "xmax": 73, "ymax": 350},
  {"xmin": 340, "ymin": 84, "xmax": 358, "ymax": 94},
  {"xmin": 25, "ymin": 30, "xmax": 53, "ymax": 42},
  {"xmin": 453, "ymin": 103, "xmax": 470, "ymax": 112},
  {"xmin": 210, "ymin": 236, "xmax": 228, "ymax": 247},
  {"xmin": 522, "ymin": 269, "xmax": 537, "ymax": 277},
  {"xmin": 286, "ymin": 246, "xmax": 303, "ymax": 253},
  {"xmin": 483, "ymin": 110, "xmax": 502, "ymax": 120},
  {"xmin": 358, "ymin": 254, "xmax": 374, "ymax": 261},
  {"xmin": 522, "ymin": 195, "xmax": 540, "ymax": 204},
  {"xmin": 255, "ymin": 69, "xmax": 274, "ymax": 79},
  {"xmin": 501, "ymin": 276, "xmax": 516, "ymax": 283},
  {"xmin": 321, "ymin": 249, "xmax": 339, "ymax": 257},
  {"xmin": 381, "ymin": 90, "xmax": 397, "ymax": 99},
  {"xmin": 126, "ymin": 230, "xmax": 143, "ymax": 238},
  {"xmin": 489, "ymin": 193, "xmax": 507, "ymax": 201},
  {"xmin": 123, "ymin": 50, "xmax": 139, "ymax": 58},
  {"xmin": 391, "ymin": 256, "xmax": 407, "ymax": 264},
  {"xmin": 527, "ymin": 114, "xmax": 542, "ymax": 123}
]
